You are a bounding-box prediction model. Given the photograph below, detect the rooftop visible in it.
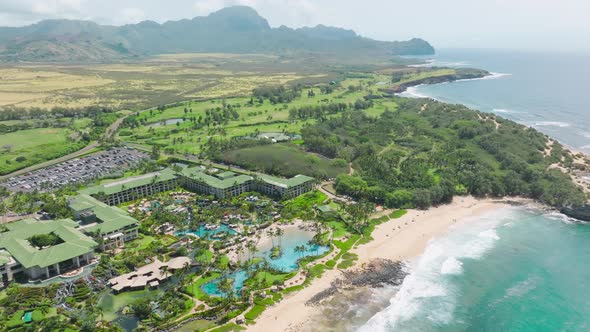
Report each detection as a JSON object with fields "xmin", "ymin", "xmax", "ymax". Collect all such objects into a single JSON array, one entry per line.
[
  {"xmin": 0, "ymin": 219, "xmax": 97, "ymax": 269},
  {"xmin": 181, "ymin": 167, "xmax": 254, "ymax": 189},
  {"xmin": 80, "ymin": 168, "xmax": 178, "ymax": 196},
  {"xmin": 71, "ymin": 194, "xmax": 139, "ymax": 235},
  {"xmin": 108, "ymin": 257, "xmax": 190, "ymax": 291},
  {"xmin": 256, "ymin": 174, "xmax": 315, "ymax": 189}
]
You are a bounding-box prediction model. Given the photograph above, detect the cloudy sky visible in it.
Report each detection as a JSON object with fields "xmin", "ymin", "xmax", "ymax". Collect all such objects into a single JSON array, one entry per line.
[{"xmin": 1, "ymin": 0, "xmax": 589, "ymax": 51}]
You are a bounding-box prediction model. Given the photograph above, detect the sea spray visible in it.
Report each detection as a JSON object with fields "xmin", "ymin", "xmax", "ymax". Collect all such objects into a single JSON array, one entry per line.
[{"xmin": 358, "ymin": 208, "xmax": 514, "ymax": 332}]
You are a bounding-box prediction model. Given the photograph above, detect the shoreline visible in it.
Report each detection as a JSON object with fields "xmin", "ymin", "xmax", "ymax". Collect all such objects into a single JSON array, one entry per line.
[{"xmin": 246, "ymin": 196, "xmax": 523, "ymax": 332}]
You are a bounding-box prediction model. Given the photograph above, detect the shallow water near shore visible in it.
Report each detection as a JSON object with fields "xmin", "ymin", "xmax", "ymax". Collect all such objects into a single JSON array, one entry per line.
[{"xmin": 354, "ymin": 206, "xmax": 590, "ymax": 331}]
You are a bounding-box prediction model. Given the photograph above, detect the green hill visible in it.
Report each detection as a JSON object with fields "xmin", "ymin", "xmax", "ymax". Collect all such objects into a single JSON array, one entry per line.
[{"xmin": 0, "ymin": 6, "xmax": 434, "ymax": 62}]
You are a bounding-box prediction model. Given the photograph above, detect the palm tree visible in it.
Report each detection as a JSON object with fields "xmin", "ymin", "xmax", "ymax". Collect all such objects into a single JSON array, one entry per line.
[
  {"xmin": 294, "ymin": 245, "xmax": 306, "ymax": 259},
  {"xmin": 266, "ymin": 228, "xmax": 275, "ymax": 248},
  {"xmin": 275, "ymin": 228, "xmax": 284, "ymax": 247},
  {"xmin": 261, "ymin": 259, "xmax": 271, "ymax": 286}
]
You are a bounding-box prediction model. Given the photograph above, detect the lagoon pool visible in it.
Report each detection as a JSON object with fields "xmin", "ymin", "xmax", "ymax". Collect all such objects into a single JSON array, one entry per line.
[
  {"xmin": 201, "ymin": 270, "xmax": 248, "ymax": 297},
  {"xmin": 178, "ymin": 224, "xmax": 238, "ymax": 240},
  {"xmin": 258, "ymin": 227, "xmax": 330, "ymax": 272},
  {"xmin": 202, "ymin": 227, "xmax": 330, "ymax": 296}
]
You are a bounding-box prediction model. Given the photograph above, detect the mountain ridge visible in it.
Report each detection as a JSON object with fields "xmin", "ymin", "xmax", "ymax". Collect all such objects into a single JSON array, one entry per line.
[{"xmin": 0, "ymin": 6, "xmax": 435, "ymax": 62}]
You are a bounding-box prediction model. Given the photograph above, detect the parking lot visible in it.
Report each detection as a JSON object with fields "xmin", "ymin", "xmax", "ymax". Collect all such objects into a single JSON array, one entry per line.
[{"xmin": 1, "ymin": 147, "xmax": 149, "ymax": 192}]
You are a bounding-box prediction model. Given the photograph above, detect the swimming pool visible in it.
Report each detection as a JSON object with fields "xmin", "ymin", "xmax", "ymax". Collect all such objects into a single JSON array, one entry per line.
[
  {"xmin": 201, "ymin": 270, "xmax": 249, "ymax": 297},
  {"xmin": 177, "ymin": 224, "xmax": 238, "ymax": 240}
]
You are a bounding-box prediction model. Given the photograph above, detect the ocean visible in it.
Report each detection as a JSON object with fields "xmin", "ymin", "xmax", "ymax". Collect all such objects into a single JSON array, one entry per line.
[
  {"xmin": 400, "ymin": 48, "xmax": 590, "ymax": 154},
  {"xmin": 357, "ymin": 49, "xmax": 590, "ymax": 332}
]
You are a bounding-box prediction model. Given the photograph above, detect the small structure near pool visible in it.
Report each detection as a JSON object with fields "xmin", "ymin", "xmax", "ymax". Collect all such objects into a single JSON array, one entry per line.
[{"xmin": 108, "ymin": 257, "xmax": 190, "ymax": 293}]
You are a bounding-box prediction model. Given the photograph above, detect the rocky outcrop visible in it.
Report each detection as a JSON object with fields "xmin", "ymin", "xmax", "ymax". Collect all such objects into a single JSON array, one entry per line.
[
  {"xmin": 388, "ymin": 68, "xmax": 490, "ymax": 94},
  {"xmin": 306, "ymin": 259, "xmax": 407, "ymax": 306},
  {"xmin": 562, "ymin": 205, "xmax": 590, "ymax": 222}
]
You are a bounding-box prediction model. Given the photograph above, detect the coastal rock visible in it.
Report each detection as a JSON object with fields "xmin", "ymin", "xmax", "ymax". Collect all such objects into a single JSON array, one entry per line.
[
  {"xmin": 387, "ymin": 68, "xmax": 490, "ymax": 94},
  {"xmin": 562, "ymin": 205, "xmax": 590, "ymax": 222},
  {"xmin": 306, "ymin": 259, "xmax": 407, "ymax": 306}
]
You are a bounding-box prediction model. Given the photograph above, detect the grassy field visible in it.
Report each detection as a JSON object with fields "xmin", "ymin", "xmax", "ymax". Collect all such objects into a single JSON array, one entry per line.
[
  {"xmin": 0, "ymin": 54, "xmax": 332, "ymax": 110},
  {"xmin": 0, "ymin": 127, "xmax": 87, "ymax": 175},
  {"xmin": 0, "ymin": 52, "xmax": 424, "ymax": 111},
  {"xmin": 221, "ymin": 144, "xmax": 348, "ymax": 178}
]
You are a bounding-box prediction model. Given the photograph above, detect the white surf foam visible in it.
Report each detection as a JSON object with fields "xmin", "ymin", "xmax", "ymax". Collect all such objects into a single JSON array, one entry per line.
[
  {"xmin": 397, "ymin": 85, "xmax": 432, "ymax": 99},
  {"xmin": 545, "ymin": 211, "xmax": 580, "ymax": 224},
  {"xmin": 441, "ymin": 257, "xmax": 463, "ymax": 275},
  {"xmin": 454, "ymin": 72, "xmax": 511, "ymax": 83},
  {"xmin": 505, "ymin": 276, "xmax": 539, "ymax": 298},
  {"xmin": 359, "ymin": 210, "xmax": 510, "ymax": 331},
  {"xmin": 408, "ymin": 59, "xmax": 435, "ymax": 68},
  {"xmin": 532, "ymin": 121, "xmax": 571, "ymax": 128},
  {"xmin": 492, "ymin": 108, "xmax": 524, "ymax": 115}
]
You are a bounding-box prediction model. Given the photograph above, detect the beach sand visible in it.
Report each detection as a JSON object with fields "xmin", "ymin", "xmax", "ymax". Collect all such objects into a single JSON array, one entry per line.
[{"xmin": 246, "ymin": 196, "xmax": 517, "ymax": 332}]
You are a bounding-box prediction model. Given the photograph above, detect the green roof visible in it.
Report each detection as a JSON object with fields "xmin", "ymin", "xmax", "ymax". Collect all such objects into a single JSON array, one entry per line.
[
  {"xmin": 256, "ymin": 174, "xmax": 315, "ymax": 189},
  {"xmin": 80, "ymin": 168, "xmax": 178, "ymax": 196},
  {"xmin": 70, "ymin": 194, "xmax": 139, "ymax": 235},
  {"xmin": 216, "ymin": 171, "xmax": 238, "ymax": 180},
  {"xmin": 181, "ymin": 168, "xmax": 253, "ymax": 189},
  {"xmin": 317, "ymin": 205, "xmax": 335, "ymax": 213},
  {"xmin": 0, "ymin": 219, "xmax": 97, "ymax": 269},
  {"xmin": 0, "ymin": 250, "xmax": 12, "ymax": 265}
]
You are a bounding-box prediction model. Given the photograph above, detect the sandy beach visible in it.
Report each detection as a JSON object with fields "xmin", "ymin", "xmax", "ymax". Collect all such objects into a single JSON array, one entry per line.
[{"xmin": 246, "ymin": 196, "xmax": 520, "ymax": 332}]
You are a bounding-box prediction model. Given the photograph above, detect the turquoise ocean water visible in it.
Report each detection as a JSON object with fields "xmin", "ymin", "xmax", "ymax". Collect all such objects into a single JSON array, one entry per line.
[{"xmin": 358, "ymin": 49, "xmax": 590, "ymax": 331}]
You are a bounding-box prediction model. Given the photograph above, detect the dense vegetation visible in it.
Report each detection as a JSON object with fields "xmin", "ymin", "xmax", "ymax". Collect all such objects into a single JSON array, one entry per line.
[{"xmin": 302, "ymin": 98, "xmax": 586, "ymax": 209}]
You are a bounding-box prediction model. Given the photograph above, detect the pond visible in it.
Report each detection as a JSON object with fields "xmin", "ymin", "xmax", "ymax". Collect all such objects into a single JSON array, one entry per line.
[
  {"xmin": 177, "ymin": 224, "xmax": 238, "ymax": 240},
  {"xmin": 99, "ymin": 266, "xmax": 201, "ymax": 331},
  {"xmin": 147, "ymin": 118, "xmax": 184, "ymax": 128},
  {"xmin": 22, "ymin": 311, "xmax": 33, "ymax": 323}
]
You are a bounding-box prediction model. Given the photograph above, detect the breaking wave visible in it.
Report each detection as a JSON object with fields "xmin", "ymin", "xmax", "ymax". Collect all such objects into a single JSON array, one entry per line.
[{"xmin": 358, "ymin": 210, "xmax": 511, "ymax": 331}]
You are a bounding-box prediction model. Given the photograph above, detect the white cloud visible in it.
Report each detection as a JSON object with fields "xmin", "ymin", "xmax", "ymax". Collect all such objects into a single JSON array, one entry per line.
[
  {"xmin": 193, "ymin": 0, "xmax": 257, "ymax": 15},
  {"xmin": 32, "ymin": 0, "xmax": 82, "ymax": 15},
  {"xmin": 115, "ymin": 8, "xmax": 147, "ymax": 25}
]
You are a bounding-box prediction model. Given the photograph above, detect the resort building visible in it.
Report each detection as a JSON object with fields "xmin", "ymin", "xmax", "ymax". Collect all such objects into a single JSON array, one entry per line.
[
  {"xmin": 0, "ymin": 219, "xmax": 97, "ymax": 283},
  {"xmin": 69, "ymin": 194, "xmax": 140, "ymax": 250},
  {"xmin": 108, "ymin": 257, "xmax": 191, "ymax": 293},
  {"xmin": 255, "ymin": 174, "xmax": 315, "ymax": 199},
  {"xmin": 80, "ymin": 169, "xmax": 179, "ymax": 206},
  {"xmin": 82, "ymin": 166, "xmax": 316, "ymax": 205},
  {"xmin": 180, "ymin": 169, "xmax": 254, "ymax": 199}
]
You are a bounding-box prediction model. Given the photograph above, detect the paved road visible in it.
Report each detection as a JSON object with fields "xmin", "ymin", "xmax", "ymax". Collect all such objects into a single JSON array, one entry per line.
[{"xmin": 0, "ymin": 115, "xmax": 126, "ymax": 181}]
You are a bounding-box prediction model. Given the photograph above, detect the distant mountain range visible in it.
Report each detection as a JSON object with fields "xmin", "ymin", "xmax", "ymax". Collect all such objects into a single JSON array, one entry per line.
[{"xmin": 0, "ymin": 6, "xmax": 435, "ymax": 62}]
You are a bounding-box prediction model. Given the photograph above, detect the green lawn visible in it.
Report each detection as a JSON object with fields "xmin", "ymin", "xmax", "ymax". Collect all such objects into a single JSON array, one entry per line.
[
  {"xmin": 244, "ymin": 304, "xmax": 266, "ymax": 321},
  {"xmin": 184, "ymin": 272, "xmax": 222, "ymax": 299},
  {"xmin": 244, "ymin": 270, "xmax": 294, "ymax": 289},
  {"xmin": 0, "ymin": 127, "xmax": 87, "ymax": 175},
  {"xmin": 221, "ymin": 143, "xmax": 348, "ymax": 179},
  {"xmin": 327, "ymin": 220, "xmax": 350, "ymax": 238},
  {"xmin": 389, "ymin": 209, "xmax": 408, "ymax": 219}
]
